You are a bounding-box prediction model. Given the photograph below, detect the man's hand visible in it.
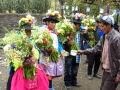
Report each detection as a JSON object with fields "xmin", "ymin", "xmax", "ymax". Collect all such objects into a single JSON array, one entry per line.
[
  {"xmin": 77, "ymin": 50, "xmax": 84, "ymax": 55},
  {"xmin": 115, "ymin": 74, "xmax": 120, "ymax": 83}
]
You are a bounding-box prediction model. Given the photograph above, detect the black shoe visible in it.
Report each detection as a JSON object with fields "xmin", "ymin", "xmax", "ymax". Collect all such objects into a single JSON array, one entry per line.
[
  {"xmin": 65, "ymin": 86, "xmax": 71, "ymax": 90},
  {"xmin": 87, "ymin": 75, "xmax": 93, "ymax": 80},
  {"xmin": 71, "ymin": 83, "xmax": 81, "ymax": 87},
  {"xmin": 93, "ymin": 74, "xmax": 101, "ymax": 79},
  {"xmin": 64, "ymin": 83, "xmax": 72, "ymax": 87}
]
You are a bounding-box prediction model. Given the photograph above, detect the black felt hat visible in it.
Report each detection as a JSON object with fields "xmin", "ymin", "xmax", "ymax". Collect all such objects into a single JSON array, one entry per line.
[
  {"xmin": 71, "ymin": 17, "xmax": 81, "ymax": 24},
  {"xmin": 43, "ymin": 15, "xmax": 59, "ymax": 23}
]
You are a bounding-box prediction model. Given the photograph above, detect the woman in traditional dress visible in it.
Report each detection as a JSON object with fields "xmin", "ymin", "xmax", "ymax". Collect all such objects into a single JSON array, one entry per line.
[
  {"xmin": 39, "ymin": 11, "xmax": 64, "ymax": 90},
  {"xmin": 4, "ymin": 15, "xmax": 49, "ymax": 90}
]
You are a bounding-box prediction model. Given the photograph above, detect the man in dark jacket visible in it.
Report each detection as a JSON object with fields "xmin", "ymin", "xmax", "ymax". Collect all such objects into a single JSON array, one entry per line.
[{"xmin": 78, "ymin": 15, "xmax": 120, "ymax": 90}]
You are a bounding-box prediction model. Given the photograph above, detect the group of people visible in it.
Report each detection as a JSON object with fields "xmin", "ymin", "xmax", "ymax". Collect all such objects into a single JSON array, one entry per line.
[
  {"xmin": 78, "ymin": 15, "xmax": 120, "ymax": 90},
  {"xmin": 3, "ymin": 10, "xmax": 120, "ymax": 90}
]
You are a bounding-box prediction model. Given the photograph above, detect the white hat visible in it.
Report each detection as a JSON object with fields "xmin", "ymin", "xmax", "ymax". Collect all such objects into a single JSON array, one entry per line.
[{"xmin": 101, "ymin": 15, "xmax": 114, "ymax": 25}]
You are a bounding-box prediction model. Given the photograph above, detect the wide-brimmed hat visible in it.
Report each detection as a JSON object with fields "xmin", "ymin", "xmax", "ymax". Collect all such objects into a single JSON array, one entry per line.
[
  {"xmin": 71, "ymin": 18, "xmax": 81, "ymax": 24},
  {"xmin": 71, "ymin": 13, "xmax": 82, "ymax": 24},
  {"xmin": 43, "ymin": 10, "xmax": 61, "ymax": 23},
  {"xmin": 43, "ymin": 15, "xmax": 59, "ymax": 23}
]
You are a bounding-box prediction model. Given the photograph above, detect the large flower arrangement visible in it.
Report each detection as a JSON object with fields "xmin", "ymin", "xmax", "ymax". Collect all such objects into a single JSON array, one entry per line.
[
  {"xmin": 81, "ymin": 16, "xmax": 96, "ymax": 47},
  {"xmin": 56, "ymin": 20, "xmax": 75, "ymax": 43},
  {"xmin": 56, "ymin": 20, "xmax": 79, "ymax": 51},
  {"xmin": 35, "ymin": 29, "xmax": 59, "ymax": 62},
  {"xmin": 4, "ymin": 31, "xmax": 35, "ymax": 55},
  {"xmin": 3, "ymin": 30, "xmax": 38, "ymax": 79},
  {"xmin": 81, "ymin": 16, "xmax": 95, "ymax": 31}
]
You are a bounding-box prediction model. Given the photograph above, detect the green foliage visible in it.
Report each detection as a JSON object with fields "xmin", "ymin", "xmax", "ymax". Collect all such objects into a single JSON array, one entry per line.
[
  {"xmin": 64, "ymin": 0, "xmax": 118, "ymax": 16},
  {"xmin": 0, "ymin": 0, "xmax": 50, "ymax": 13},
  {"xmin": 23, "ymin": 65, "xmax": 36, "ymax": 79}
]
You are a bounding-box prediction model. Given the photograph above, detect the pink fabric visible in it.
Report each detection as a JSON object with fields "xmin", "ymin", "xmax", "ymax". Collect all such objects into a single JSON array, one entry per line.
[
  {"xmin": 102, "ymin": 35, "xmax": 110, "ymax": 70},
  {"xmin": 11, "ymin": 66, "xmax": 49, "ymax": 90}
]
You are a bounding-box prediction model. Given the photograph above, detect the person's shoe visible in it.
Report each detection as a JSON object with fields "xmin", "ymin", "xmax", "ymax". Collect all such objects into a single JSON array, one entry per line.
[
  {"xmin": 64, "ymin": 82, "xmax": 72, "ymax": 87},
  {"xmin": 71, "ymin": 84, "xmax": 81, "ymax": 87},
  {"xmin": 49, "ymin": 88, "xmax": 55, "ymax": 90},
  {"xmin": 97, "ymin": 73, "xmax": 102, "ymax": 76},
  {"xmin": 65, "ymin": 86, "xmax": 71, "ymax": 90},
  {"xmin": 93, "ymin": 74, "xmax": 101, "ymax": 79},
  {"xmin": 88, "ymin": 75, "xmax": 93, "ymax": 80}
]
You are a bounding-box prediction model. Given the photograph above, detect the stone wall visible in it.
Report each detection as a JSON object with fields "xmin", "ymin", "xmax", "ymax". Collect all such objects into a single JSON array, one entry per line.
[{"xmin": 0, "ymin": 14, "xmax": 43, "ymax": 37}]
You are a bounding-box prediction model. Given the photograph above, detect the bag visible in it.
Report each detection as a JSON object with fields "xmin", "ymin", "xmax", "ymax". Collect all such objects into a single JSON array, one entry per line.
[{"xmin": 11, "ymin": 66, "xmax": 49, "ymax": 90}]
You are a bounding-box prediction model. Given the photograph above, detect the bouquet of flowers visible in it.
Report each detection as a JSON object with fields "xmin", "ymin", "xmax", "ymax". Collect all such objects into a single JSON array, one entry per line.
[
  {"xmin": 56, "ymin": 20, "xmax": 75, "ymax": 44},
  {"xmin": 81, "ymin": 17, "xmax": 95, "ymax": 31},
  {"xmin": 3, "ymin": 31, "xmax": 33, "ymax": 57},
  {"xmin": 56, "ymin": 20, "xmax": 80, "ymax": 55},
  {"xmin": 35, "ymin": 30, "xmax": 59, "ymax": 62},
  {"xmin": 81, "ymin": 17, "xmax": 96, "ymax": 47},
  {"xmin": 3, "ymin": 30, "xmax": 39, "ymax": 79}
]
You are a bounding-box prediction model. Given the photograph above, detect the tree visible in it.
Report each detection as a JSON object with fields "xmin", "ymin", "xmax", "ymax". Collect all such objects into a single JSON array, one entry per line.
[{"xmin": 64, "ymin": 0, "xmax": 119, "ymax": 16}]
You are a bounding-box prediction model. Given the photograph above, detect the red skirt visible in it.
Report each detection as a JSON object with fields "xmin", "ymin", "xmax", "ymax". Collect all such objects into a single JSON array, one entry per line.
[{"xmin": 11, "ymin": 66, "xmax": 49, "ymax": 90}]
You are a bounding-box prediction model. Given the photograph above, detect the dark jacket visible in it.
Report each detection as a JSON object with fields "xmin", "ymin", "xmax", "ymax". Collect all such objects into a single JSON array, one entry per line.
[{"xmin": 83, "ymin": 29, "xmax": 120, "ymax": 77}]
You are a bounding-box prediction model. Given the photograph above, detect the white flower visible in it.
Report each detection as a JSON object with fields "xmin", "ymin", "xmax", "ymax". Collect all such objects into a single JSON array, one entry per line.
[{"xmin": 3, "ymin": 44, "xmax": 11, "ymax": 52}]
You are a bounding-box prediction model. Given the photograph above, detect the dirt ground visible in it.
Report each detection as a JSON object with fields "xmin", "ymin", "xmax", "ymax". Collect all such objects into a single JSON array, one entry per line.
[{"xmin": 0, "ymin": 49, "xmax": 120, "ymax": 90}]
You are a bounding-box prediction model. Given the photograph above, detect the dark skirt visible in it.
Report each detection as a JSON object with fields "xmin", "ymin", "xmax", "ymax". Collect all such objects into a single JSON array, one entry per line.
[{"xmin": 6, "ymin": 66, "xmax": 15, "ymax": 90}]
